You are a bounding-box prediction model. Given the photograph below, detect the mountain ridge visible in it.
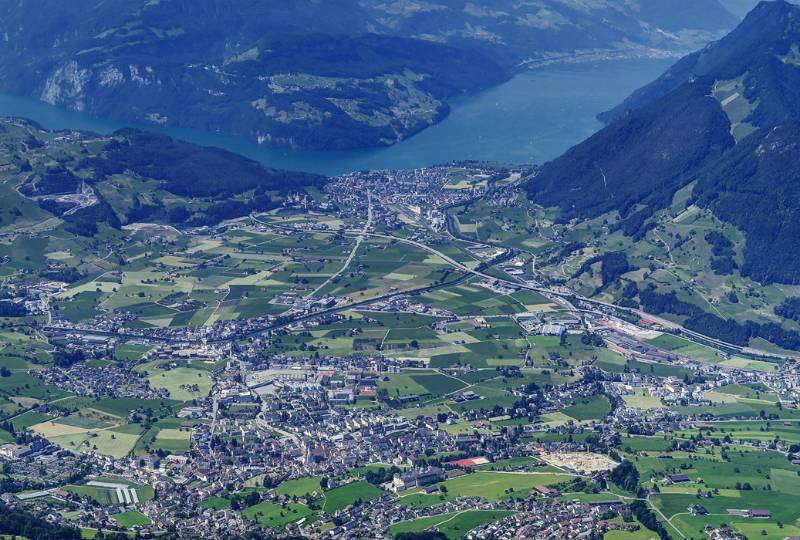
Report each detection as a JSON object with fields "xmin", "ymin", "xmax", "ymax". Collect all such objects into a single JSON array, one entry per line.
[
  {"xmin": 1, "ymin": 118, "xmax": 325, "ymax": 236},
  {"xmin": 0, "ymin": 0, "xmax": 739, "ymax": 150},
  {"xmin": 600, "ymin": 0, "xmax": 800, "ymax": 124},
  {"xmin": 525, "ymin": 0, "xmax": 800, "ymax": 286}
]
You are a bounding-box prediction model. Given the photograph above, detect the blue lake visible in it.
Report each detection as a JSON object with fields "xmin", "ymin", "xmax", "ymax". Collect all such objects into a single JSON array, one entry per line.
[{"xmin": 0, "ymin": 58, "xmax": 673, "ymax": 176}]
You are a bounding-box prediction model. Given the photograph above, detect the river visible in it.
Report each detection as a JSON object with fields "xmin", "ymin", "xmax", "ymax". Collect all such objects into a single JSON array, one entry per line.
[{"xmin": 0, "ymin": 58, "xmax": 673, "ymax": 176}]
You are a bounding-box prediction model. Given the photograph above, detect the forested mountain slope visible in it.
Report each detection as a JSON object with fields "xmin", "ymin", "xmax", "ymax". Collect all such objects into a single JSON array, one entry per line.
[
  {"xmin": 0, "ymin": 0, "xmax": 737, "ymax": 150},
  {"xmin": 692, "ymin": 123, "xmax": 800, "ymax": 284},
  {"xmin": 0, "ymin": 118, "xmax": 324, "ymax": 236},
  {"xmin": 525, "ymin": 80, "xmax": 735, "ymax": 222},
  {"xmin": 600, "ymin": 0, "xmax": 800, "ymax": 125},
  {"xmin": 526, "ymin": 0, "xmax": 800, "ymax": 286}
]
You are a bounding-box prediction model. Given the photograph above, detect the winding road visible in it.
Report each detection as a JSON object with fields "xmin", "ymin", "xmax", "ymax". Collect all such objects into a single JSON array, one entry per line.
[{"xmin": 312, "ymin": 192, "xmax": 372, "ymax": 296}]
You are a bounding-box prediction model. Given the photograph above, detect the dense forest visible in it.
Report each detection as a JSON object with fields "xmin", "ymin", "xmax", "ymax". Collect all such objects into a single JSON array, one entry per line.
[
  {"xmin": 609, "ymin": 460, "xmax": 640, "ymax": 493},
  {"xmin": 704, "ymin": 231, "xmax": 738, "ymax": 276},
  {"xmin": 630, "ymin": 500, "xmax": 671, "ymax": 540},
  {"xmin": 525, "ymin": 79, "xmax": 733, "ymax": 223},
  {"xmin": 0, "ymin": 503, "xmax": 81, "ymax": 540},
  {"xmin": 692, "ymin": 123, "xmax": 800, "ymax": 284},
  {"xmin": 575, "ymin": 252, "xmax": 632, "ymax": 293},
  {"xmin": 775, "ymin": 297, "xmax": 800, "ymax": 323},
  {"xmin": 19, "ymin": 166, "xmax": 81, "ymax": 197},
  {"xmin": 0, "ymin": 300, "xmax": 27, "ymax": 317},
  {"xmin": 84, "ymin": 131, "xmax": 325, "ymax": 198}
]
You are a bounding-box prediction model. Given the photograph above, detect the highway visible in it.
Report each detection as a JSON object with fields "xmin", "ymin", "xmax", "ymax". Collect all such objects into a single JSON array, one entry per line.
[
  {"xmin": 43, "ymin": 210, "xmax": 797, "ymax": 364},
  {"xmin": 312, "ymin": 192, "xmax": 372, "ymax": 296},
  {"xmin": 258, "ymin": 216, "xmax": 798, "ymax": 363}
]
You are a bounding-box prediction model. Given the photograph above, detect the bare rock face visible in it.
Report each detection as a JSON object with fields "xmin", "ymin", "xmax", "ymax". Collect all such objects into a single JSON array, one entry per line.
[{"xmin": 41, "ymin": 61, "xmax": 92, "ymax": 111}]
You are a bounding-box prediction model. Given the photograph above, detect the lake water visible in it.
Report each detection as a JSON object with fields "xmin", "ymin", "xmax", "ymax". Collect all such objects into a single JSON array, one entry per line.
[{"xmin": 0, "ymin": 58, "xmax": 673, "ymax": 176}]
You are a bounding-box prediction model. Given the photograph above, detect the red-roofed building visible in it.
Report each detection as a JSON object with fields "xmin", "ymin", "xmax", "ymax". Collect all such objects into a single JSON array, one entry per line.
[{"xmin": 446, "ymin": 456, "xmax": 490, "ymax": 468}]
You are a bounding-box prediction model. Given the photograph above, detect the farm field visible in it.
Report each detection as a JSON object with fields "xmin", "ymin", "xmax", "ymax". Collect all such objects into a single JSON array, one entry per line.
[
  {"xmin": 242, "ymin": 501, "xmax": 314, "ymax": 528},
  {"xmin": 604, "ymin": 528, "xmax": 658, "ymax": 540},
  {"xmin": 265, "ymin": 305, "xmax": 613, "ymax": 378},
  {"xmin": 388, "ymin": 510, "xmax": 515, "ymax": 539},
  {"xmin": 613, "ymin": 425, "xmax": 800, "ymax": 540},
  {"xmin": 65, "ymin": 477, "xmax": 154, "ymax": 506},
  {"xmin": 562, "ymin": 394, "xmax": 612, "ymax": 421},
  {"xmin": 313, "ymin": 238, "xmax": 453, "ymax": 302},
  {"xmin": 4, "ymin": 121, "xmax": 800, "ymax": 540},
  {"xmin": 440, "ymin": 471, "xmax": 573, "ymax": 501},
  {"xmin": 322, "ymin": 481, "xmax": 384, "ymax": 514},
  {"xmin": 113, "ymin": 510, "xmax": 151, "ymax": 528},
  {"xmin": 200, "ymin": 496, "xmax": 231, "ymax": 510},
  {"xmin": 622, "ymin": 390, "xmax": 664, "ymax": 410},
  {"xmin": 138, "ymin": 364, "xmax": 213, "ymax": 401},
  {"xmin": 47, "ymin": 222, "xmax": 418, "ymax": 327},
  {"xmin": 275, "ymin": 477, "xmax": 323, "ymax": 498}
]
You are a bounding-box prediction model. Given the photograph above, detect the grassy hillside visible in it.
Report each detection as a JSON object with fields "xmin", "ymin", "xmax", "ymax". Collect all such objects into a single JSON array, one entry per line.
[{"xmin": 0, "ymin": 119, "xmax": 325, "ymax": 235}]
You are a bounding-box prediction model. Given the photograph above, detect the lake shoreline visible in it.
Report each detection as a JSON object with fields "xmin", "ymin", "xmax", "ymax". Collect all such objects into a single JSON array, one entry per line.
[{"xmin": 0, "ymin": 58, "xmax": 673, "ymax": 176}]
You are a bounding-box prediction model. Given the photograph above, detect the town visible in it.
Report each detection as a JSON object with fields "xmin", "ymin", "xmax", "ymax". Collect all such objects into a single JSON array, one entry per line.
[{"xmin": 3, "ymin": 161, "xmax": 800, "ymax": 540}]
